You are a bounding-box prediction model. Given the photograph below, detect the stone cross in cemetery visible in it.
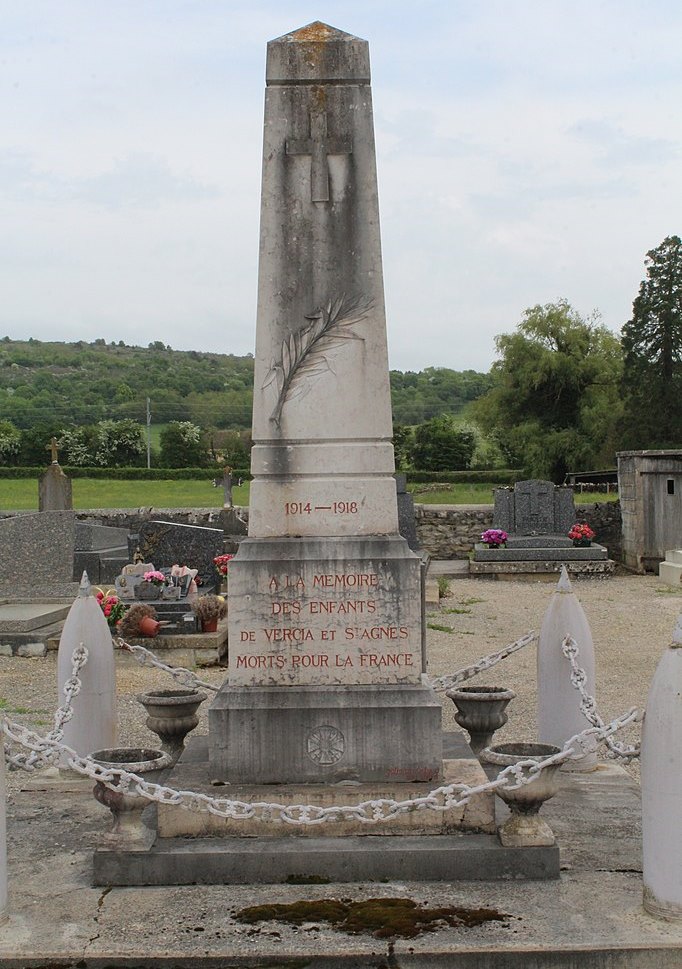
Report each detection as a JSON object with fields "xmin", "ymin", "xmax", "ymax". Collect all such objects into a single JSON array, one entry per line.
[
  {"xmin": 209, "ymin": 21, "xmax": 441, "ymax": 784},
  {"xmin": 39, "ymin": 437, "xmax": 73, "ymax": 512}
]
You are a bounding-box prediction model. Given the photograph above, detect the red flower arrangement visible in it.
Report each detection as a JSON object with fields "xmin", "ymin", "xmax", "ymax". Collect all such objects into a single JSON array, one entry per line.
[
  {"xmin": 95, "ymin": 589, "xmax": 127, "ymax": 629},
  {"xmin": 213, "ymin": 554, "xmax": 235, "ymax": 577},
  {"xmin": 568, "ymin": 523, "xmax": 595, "ymax": 544}
]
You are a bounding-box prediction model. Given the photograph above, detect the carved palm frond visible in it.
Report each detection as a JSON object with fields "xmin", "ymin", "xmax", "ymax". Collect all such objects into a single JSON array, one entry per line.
[{"xmin": 265, "ymin": 293, "xmax": 374, "ymax": 426}]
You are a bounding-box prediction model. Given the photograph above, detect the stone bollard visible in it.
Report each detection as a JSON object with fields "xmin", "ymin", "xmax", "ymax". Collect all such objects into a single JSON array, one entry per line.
[
  {"xmin": 642, "ymin": 613, "xmax": 682, "ymax": 919},
  {"xmin": 0, "ymin": 737, "xmax": 7, "ymax": 920},
  {"xmin": 57, "ymin": 572, "xmax": 118, "ymax": 769},
  {"xmin": 537, "ymin": 566, "xmax": 597, "ymax": 771}
]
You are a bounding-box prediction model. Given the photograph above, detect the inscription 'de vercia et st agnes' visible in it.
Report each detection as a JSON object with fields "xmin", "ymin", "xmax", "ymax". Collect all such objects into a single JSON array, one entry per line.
[{"xmin": 230, "ymin": 567, "xmax": 421, "ymax": 687}]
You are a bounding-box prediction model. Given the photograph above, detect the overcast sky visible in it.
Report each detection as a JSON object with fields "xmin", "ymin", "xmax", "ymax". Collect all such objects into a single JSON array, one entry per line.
[{"xmin": 2, "ymin": 1, "xmax": 681, "ymax": 372}]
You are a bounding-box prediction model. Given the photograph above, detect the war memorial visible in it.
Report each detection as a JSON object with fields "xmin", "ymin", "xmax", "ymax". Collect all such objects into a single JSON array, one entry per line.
[{"xmin": 2, "ymin": 21, "xmax": 682, "ymax": 968}]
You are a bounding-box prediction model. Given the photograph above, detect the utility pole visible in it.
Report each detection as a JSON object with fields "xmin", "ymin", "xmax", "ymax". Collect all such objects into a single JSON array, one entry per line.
[{"xmin": 146, "ymin": 397, "xmax": 151, "ymax": 469}]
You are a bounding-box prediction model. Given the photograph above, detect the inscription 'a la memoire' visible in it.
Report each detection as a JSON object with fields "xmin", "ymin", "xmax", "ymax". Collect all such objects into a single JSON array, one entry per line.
[{"xmin": 263, "ymin": 294, "xmax": 373, "ymax": 426}]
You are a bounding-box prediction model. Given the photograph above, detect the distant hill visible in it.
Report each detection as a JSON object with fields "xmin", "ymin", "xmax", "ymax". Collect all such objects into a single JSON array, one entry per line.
[{"xmin": 0, "ymin": 336, "xmax": 490, "ymax": 430}]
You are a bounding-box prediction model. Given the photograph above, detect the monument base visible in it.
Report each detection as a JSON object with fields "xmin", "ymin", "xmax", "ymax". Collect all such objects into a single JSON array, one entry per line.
[
  {"xmin": 208, "ymin": 681, "xmax": 442, "ymax": 784},
  {"xmin": 160, "ymin": 735, "xmax": 494, "ymax": 837},
  {"xmin": 92, "ymin": 733, "xmax": 561, "ymax": 886}
]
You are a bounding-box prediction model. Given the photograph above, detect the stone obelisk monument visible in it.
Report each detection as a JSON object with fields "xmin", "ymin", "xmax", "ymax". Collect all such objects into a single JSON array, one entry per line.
[{"xmin": 209, "ymin": 22, "xmax": 441, "ymax": 783}]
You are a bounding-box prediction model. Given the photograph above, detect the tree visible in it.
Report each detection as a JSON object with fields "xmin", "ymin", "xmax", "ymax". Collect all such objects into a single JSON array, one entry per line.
[
  {"xmin": 160, "ymin": 421, "xmax": 208, "ymax": 467},
  {"xmin": 472, "ymin": 301, "xmax": 623, "ymax": 482},
  {"xmin": 93, "ymin": 420, "xmax": 146, "ymax": 467},
  {"xmin": 0, "ymin": 419, "xmax": 21, "ymax": 466},
  {"xmin": 620, "ymin": 235, "xmax": 682, "ymax": 447},
  {"xmin": 411, "ymin": 416, "xmax": 476, "ymax": 471},
  {"xmin": 392, "ymin": 424, "xmax": 414, "ymax": 471}
]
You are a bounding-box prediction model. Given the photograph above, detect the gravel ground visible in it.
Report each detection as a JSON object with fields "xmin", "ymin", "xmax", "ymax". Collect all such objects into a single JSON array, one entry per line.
[{"xmin": 3, "ymin": 572, "xmax": 681, "ymax": 793}]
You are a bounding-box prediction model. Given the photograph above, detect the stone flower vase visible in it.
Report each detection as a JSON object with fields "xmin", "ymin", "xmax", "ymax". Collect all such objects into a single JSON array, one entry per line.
[
  {"xmin": 90, "ymin": 746, "xmax": 172, "ymax": 850},
  {"xmin": 136, "ymin": 582, "xmax": 161, "ymax": 601},
  {"xmin": 572, "ymin": 538, "xmax": 592, "ymax": 547},
  {"xmin": 481, "ymin": 742, "xmax": 562, "ymax": 847},
  {"xmin": 137, "ymin": 688, "xmax": 207, "ymax": 764},
  {"xmin": 445, "ymin": 685, "xmax": 516, "ymax": 756}
]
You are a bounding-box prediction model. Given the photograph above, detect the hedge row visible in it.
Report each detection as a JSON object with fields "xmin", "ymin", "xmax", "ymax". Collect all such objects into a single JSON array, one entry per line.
[
  {"xmin": 0, "ymin": 466, "xmax": 253, "ymax": 481},
  {"xmin": 0, "ymin": 466, "xmax": 521, "ymax": 483},
  {"xmin": 405, "ymin": 470, "xmax": 522, "ymax": 484}
]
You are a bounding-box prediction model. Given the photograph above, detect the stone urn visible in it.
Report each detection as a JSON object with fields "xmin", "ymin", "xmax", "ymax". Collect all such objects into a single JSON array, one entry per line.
[
  {"xmin": 481, "ymin": 742, "xmax": 562, "ymax": 847},
  {"xmin": 90, "ymin": 746, "xmax": 172, "ymax": 849},
  {"xmin": 445, "ymin": 685, "xmax": 516, "ymax": 756},
  {"xmin": 137, "ymin": 688, "xmax": 207, "ymax": 764}
]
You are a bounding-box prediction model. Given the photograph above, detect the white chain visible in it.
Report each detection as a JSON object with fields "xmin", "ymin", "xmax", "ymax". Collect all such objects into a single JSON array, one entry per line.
[
  {"xmin": 428, "ymin": 631, "xmax": 536, "ymax": 691},
  {"xmin": 2, "ymin": 631, "xmax": 642, "ymax": 823},
  {"xmin": 3, "ymin": 643, "xmax": 89, "ymax": 771},
  {"xmin": 562, "ymin": 635, "xmax": 641, "ymax": 759},
  {"xmin": 114, "ymin": 636, "xmax": 218, "ymax": 693},
  {"xmin": 1, "ymin": 708, "xmax": 638, "ymax": 825}
]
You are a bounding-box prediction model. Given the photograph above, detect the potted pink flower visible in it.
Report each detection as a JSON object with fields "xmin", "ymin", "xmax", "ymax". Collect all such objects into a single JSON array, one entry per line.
[
  {"xmin": 480, "ymin": 528, "xmax": 508, "ymax": 549},
  {"xmin": 136, "ymin": 570, "xmax": 166, "ymax": 600}
]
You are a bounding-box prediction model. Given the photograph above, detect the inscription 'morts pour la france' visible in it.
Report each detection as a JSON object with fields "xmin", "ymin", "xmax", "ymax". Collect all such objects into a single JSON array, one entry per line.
[{"xmin": 286, "ymin": 104, "xmax": 352, "ymax": 202}]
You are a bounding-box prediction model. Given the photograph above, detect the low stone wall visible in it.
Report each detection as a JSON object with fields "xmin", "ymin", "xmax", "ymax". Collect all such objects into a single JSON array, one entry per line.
[
  {"xmin": 415, "ymin": 500, "xmax": 623, "ymax": 561},
  {"xmin": 0, "ymin": 500, "xmax": 623, "ymax": 562}
]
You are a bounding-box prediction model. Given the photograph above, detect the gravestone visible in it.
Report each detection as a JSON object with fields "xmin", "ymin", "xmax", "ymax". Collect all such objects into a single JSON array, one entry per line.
[
  {"xmin": 0, "ymin": 511, "xmax": 78, "ymax": 597},
  {"xmin": 493, "ymin": 479, "xmax": 575, "ymax": 539},
  {"xmin": 130, "ymin": 521, "xmax": 223, "ymax": 590},
  {"xmin": 471, "ymin": 479, "xmax": 614, "ymax": 577},
  {"xmin": 395, "ymin": 473, "xmax": 420, "ymax": 552},
  {"xmin": 38, "ymin": 440, "xmax": 72, "ymax": 512},
  {"xmin": 209, "ymin": 21, "xmax": 441, "ymax": 784}
]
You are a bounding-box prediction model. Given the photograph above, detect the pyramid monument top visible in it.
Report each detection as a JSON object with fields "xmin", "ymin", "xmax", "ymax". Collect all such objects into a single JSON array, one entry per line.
[{"xmin": 267, "ymin": 21, "xmax": 370, "ymax": 84}]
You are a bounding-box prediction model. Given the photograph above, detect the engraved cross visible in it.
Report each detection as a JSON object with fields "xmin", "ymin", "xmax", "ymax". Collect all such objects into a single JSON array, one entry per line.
[{"xmin": 286, "ymin": 106, "xmax": 352, "ymax": 203}]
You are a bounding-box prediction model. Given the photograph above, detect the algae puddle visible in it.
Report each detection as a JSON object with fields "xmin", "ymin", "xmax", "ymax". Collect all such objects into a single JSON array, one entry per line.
[{"xmin": 234, "ymin": 897, "xmax": 508, "ymax": 939}]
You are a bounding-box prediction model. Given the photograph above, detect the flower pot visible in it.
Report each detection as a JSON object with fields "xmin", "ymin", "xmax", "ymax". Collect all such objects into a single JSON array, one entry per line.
[
  {"xmin": 137, "ymin": 688, "xmax": 207, "ymax": 764},
  {"xmin": 201, "ymin": 616, "xmax": 219, "ymax": 633},
  {"xmin": 445, "ymin": 685, "xmax": 516, "ymax": 756},
  {"xmin": 90, "ymin": 746, "xmax": 172, "ymax": 849},
  {"xmin": 484, "ymin": 543, "xmax": 506, "ymax": 549},
  {"xmin": 136, "ymin": 582, "xmax": 161, "ymax": 600},
  {"xmin": 481, "ymin": 742, "xmax": 562, "ymax": 847},
  {"xmin": 572, "ymin": 539, "xmax": 591, "ymax": 547},
  {"xmin": 138, "ymin": 616, "xmax": 161, "ymax": 637}
]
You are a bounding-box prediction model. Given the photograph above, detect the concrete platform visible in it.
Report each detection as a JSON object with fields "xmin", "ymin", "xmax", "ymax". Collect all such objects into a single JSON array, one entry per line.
[{"xmin": 5, "ymin": 761, "xmax": 682, "ymax": 966}]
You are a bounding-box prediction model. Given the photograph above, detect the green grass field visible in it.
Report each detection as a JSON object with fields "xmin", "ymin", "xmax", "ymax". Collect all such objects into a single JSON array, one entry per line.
[{"xmin": 0, "ymin": 478, "xmax": 616, "ymax": 510}]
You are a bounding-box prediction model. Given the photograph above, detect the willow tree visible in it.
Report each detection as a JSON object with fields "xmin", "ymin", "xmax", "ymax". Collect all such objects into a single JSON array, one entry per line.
[{"xmin": 473, "ymin": 300, "xmax": 623, "ymax": 482}]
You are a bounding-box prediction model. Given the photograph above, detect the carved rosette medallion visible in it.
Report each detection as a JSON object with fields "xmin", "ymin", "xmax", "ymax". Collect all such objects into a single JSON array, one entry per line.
[{"xmin": 305, "ymin": 724, "xmax": 345, "ymax": 766}]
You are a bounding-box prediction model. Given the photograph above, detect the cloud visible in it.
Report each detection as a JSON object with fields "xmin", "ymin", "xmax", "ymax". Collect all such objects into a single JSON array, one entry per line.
[{"xmin": 569, "ymin": 119, "xmax": 679, "ymax": 167}]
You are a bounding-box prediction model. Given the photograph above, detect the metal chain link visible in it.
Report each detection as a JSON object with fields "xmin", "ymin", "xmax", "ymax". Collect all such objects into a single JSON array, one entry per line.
[
  {"xmin": 1, "ymin": 708, "xmax": 638, "ymax": 825},
  {"xmin": 114, "ymin": 636, "xmax": 218, "ymax": 692},
  {"xmin": 2, "ymin": 630, "xmax": 643, "ymax": 824},
  {"xmin": 428, "ymin": 631, "xmax": 536, "ymax": 691},
  {"xmin": 562, "ymin": 634, "xmax": 641, "ymax": 759},
  {"xmin": 3, "ymin": 643, "xmax": 89, "ymax": 771}
]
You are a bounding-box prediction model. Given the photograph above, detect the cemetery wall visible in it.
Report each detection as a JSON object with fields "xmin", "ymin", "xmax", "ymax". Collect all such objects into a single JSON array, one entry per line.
[
  {"xmin": 414, "ymin": 501, "xmax": 622, "ymax": 561},
  {"xmin": 0, "ymin": 501, "xmax": 622, "ymax": 561}
]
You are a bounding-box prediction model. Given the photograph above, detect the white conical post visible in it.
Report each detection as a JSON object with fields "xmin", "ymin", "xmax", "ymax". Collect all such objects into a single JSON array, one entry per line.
[
  {"xmin": 537, "ymin": 567, "xmax": 597, "ymax": 771},
  {"xmin": 0, "ymin": 738, "xmax": 7, "ymax": 920},
  {"xmin": 642, "ymin": 613, "xmax": 682, "ymax": 919},
  {"xmin": 57, "ymin": 572, "xmax": 118, "ymax": 768}
]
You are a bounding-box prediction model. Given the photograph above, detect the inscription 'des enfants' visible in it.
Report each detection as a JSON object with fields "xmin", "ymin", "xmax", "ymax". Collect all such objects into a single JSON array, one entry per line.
[{"xmin": 234, "ymin": 569, "xmax": 415, "ymax": 676}]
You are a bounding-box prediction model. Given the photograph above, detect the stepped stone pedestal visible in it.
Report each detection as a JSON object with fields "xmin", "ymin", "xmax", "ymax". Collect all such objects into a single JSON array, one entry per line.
[{"xmin": 659, "ymin": 550, "xmax": 682, "ymax": 588}]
